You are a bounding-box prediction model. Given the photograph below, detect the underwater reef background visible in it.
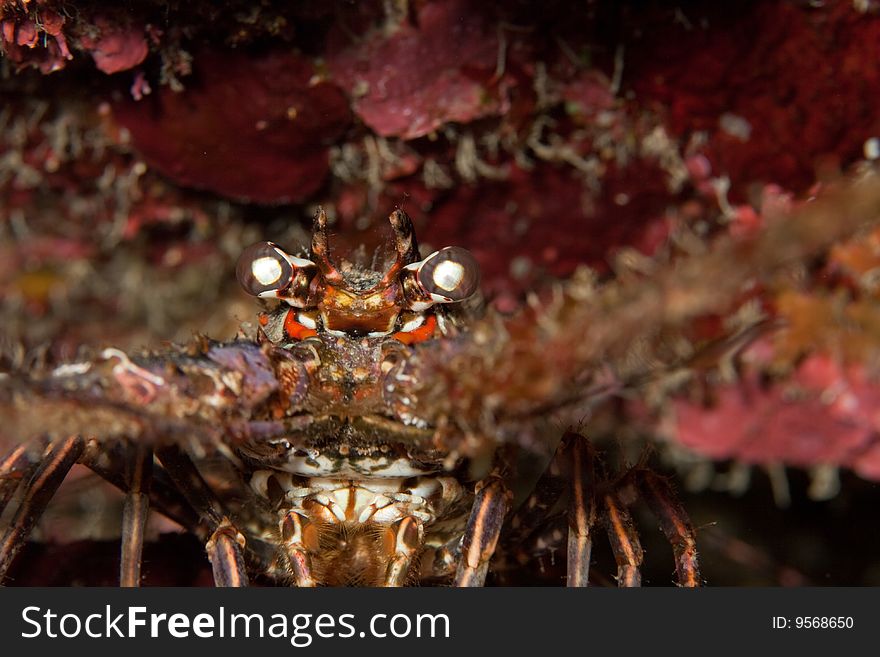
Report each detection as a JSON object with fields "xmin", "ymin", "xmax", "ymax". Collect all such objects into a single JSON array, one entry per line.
[{"xmin": 3, "ymin": 0, "xmax": 880, "ymax": 585}]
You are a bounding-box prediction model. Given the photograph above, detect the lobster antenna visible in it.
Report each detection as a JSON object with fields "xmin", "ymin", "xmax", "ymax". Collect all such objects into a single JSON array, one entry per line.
[
  {"xmin": 376, "ymin": 208, "xmax": 422, "ymax": 287},
  {"xmin": 310, "ymin": 207, "xmax": 345, "ymax": 286}
]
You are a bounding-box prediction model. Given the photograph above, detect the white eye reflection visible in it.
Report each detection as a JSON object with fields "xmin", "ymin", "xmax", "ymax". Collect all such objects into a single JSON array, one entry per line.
[
  {"xmin": 252, "ymin": 256, "xmax": 283, "ymax": 286},
  {"xmin": 432, "ymin": 260, "xmax": 465, "ymax": 292}
]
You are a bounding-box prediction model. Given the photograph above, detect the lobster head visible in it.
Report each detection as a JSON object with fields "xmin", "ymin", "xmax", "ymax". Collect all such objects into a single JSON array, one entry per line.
[{"xmin": 236, "ymin": 208, "xmax": 480, "ymax": 345}]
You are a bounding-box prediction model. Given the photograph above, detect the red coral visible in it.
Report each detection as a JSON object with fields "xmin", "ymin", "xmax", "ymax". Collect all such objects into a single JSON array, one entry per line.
[
  {"xmin": 327, "ymin": 0, "xmax": 507, "ymax": 139},
  {"xmin": 113, "ymin": 50, "xmax": 351, "ymax": 204},
  {"xmin": 629, "ymin": 1, "xmax": 880, "ymax": 196},
  {"xmin": 419, "ymin": 162, "xmax": 671, "ymax": 300}
]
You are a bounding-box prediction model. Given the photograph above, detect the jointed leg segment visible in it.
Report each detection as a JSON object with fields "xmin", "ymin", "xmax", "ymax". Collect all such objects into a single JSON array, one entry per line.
[
  {"xmin": 563, "ymin": 433, "xmax": 597, "ymax": 587},
  {"xmin": 633, "ymin": 470, "xmax": 701, "ymax": 587},
  {"xmin": 279, "ymin": 510, "xmax": 318, "ymax": 587},
  {"xmin": 602, "ymin": 488, "xmax": 644, "ymax": 587},
  {"xmin": 0, "ymin": 436, "xmax": 84, "ymax": 582},
  {"xmin": 119, "ymin": 442, "xmax": 152, "ymax": 587},
  {"xmin": 206, "ymin": 520, "xmax": 250, "ymax": 587},
  {"xmin": 454, "ymin": 466, "xmax": 512, "ymax": 587},
  {"xmin": 500, "ymin": 431, "xmax": 700, "ymax": 587},
  {"xmin": 0, "ymin": 437, "xmax": 262, "ymax": 587},
  {"xmin": 383, "ymin": 516, "xmax": 423, "ymax": 587},
  {"xmin": 155, "ymin": 444, "xmax": 251, "ymax": 587}
]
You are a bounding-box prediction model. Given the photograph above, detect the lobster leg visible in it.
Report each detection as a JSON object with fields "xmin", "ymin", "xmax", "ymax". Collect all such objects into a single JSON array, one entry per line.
[
  {"xmin": 206, "ymin": 520, "xmax": 250, "ymax": 587},
  {"xmin": 119, "ymin": 442, "xmax": 152, "ymax": 587},
  {"xmin": 497, "ymin": 432, "xmax": 598, "ymax": 586},
  {"xmin": 155, "ymin": 444, "xmax": 250, "ymax": 587},
  {"xmin": 0, "ymin": 438, "xmax": 49, "ymax": 511},
  {"xmin": 279, "ymin": 510, "xmax": 318, "ymax": 587},
  {"xmin": 155, "ymin": 445, "xmax": 227, "ymax": 528},
  {"xmin": 383, "ymin": 516, "xmax": 423, "ymax": 587},
  {"xmin": 562, "ymin": 433, "xmax": 597, "ymax": 587},
  {"xmin": 633, "ymin": 470, "xmax": 701, "ymax": 587},
  {"xmin": 602, "ymin": 488, "xmax": 644, "ymax": 587},
  {"xmin": 454, "ymin": 466, "xmax": 512, "ymax": 587},
  {"xmin": 0, "ymin": 436, "xmax": 85, "ymax": 582},
  {"xmin": 81, "ymin": 440, "xmax": 200, "ymax": 532},
  {"xmin": 495, "ymin": 434, "xmax": 696, "ymax": 588},
  {"xmin": 502, "ymin": 449, "xmax": 567, "ymax": 550}
]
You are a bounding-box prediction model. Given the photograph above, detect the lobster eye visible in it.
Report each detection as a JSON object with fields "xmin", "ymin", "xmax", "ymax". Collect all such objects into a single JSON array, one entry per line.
[
  {"xmin": 236, "ymin": 242, "xmax": 295, "ymax": 297},
  {"xmin": 416, "ymin": 247, "xmax": 480, "ymax": 302}
]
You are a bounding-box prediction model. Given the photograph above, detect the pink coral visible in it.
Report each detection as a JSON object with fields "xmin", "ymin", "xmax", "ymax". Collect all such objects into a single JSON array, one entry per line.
[
  {"xmin": 0, "ymin": 8, "xmax": 71, "ymax": 73},
  {"xmin": 79, "ymin": 19, "xmax": 148, "ymax": 74},
  {"xmin": 670, "ymin": 352, "xmax": 880, "ymax": 480}
]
